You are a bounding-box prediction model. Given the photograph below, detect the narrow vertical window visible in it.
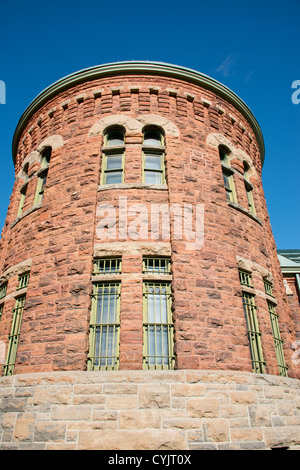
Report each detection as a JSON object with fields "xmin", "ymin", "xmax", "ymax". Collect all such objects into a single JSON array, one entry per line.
[
  {"xmin": 243, "ymin": 163, "xmax": 256, "ymax": 214},
  {"xmin": 34, "ymin": 147, "xmax": 52, "ymax": 205},
  {"xmin": 242, "ymin": 291, "xmax": 266, "ymax": 373},
  {"xmin": 88, "ymin": 282, "xmax": 121, "ymax": 370},
  {"xmin": 101, "ymin": 127, "xmax": 125, "ymax": 185},
  {"xmin": 219, "ymin": 146, "xmax": 236, "ymax": 203},
  {"xmin": 17, "ymin": 164, "xmax": 29, "ymax": 218},
  {"xmin": 3, "ymin": 295, "xmax": 26, "ymax": 376},
  {"xmin": 143, "ymin": 127, "xmax": 165, "ymax": 184},
  {"xmin": 264, "ymin": 281, "xmax": 288, "ymax": 376},
  {"xmin": 143, "ymin": 281, "xmax": 174, "ymax": 369}
]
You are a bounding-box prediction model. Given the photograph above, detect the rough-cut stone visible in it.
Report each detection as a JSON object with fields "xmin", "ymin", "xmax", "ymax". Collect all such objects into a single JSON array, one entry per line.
[{"xmin": 0, "ymin": 370, "xmax": 300, "ymax": 450}]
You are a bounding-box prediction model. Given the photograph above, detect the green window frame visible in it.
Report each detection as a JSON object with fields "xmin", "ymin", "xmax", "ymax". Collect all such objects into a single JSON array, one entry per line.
[
  {"xmin": 264, "ymin": 280, "xmax": 273, "ymax": 297},
  {"xmin": 0, "ymin": 303, "xmax": 4, "ymax": 321},
  {"xmin": 143, "ymin": 281, "xmax": 174, "ymax": 370},
  {"xmin": 242, "ymin": 291, "xmax": 266, "ymax": 374},
  {"xmin": 142, "ymin": 127, "xmax": 165, "ymax": 185},
  {"xmin": 93, "ymin": 258, "xmax": 122, "ymax": 275},
  {"xmin": 0, "ymin": 282, "xmax": 7, "ymax": 300},
  {"xmin": 18, "ymin": 273, "xmax": 30, "ymax": 290},
  {"xmin": 243, "ymin": 163, "xmax": 256, "ymax": 215},
  {"xmin": 239, "ymin": 270, "xmax": 253, "ymax": 288},
  {"xmin": 101, "ymin": 127, "xmax": 125, "ymax": 185},
  {"xmin": 34, "ymin": 147, "xmax": 52, "ymax": 205},
  {"xmin": 267, "ymin": 300, "xmax": 288, "ymax": 376},
  {"xmin": 219, "ymin": 146, "xmax": 236, "ymax": 203},
  {"xmin": 3, "ymin": 295, "xmax": 26, "ymax": 376},
  {"xmin": 87, "ymin": 282, "xmax": 121, "ymax": 371},
  {"xmin": 143, "ymin": 257, "xmax": 171, "ymax": 275}
]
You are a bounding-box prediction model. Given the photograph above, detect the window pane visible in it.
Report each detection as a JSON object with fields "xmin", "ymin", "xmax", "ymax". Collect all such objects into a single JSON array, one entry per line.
[
  {"xmin": 106, "ymin": 155, "xmax": 122, "ymax": 170},
  {"xmin": 145, "ymin": 171, "xmax": 162, "ymax": 184},
  {"xmin": 144, "ymin": 129, "xmax": 162, "ymax": 146},
  {"xmin": 145, "ymin": 155, "xmax": 162, "ymax": 170},
  {"xmin": 107, "ymin": 132, "xmax": 124, "ymax": 146},
  {"xmin": 106, "ymin": 171, "xmax": 122, "ymax": 184}
]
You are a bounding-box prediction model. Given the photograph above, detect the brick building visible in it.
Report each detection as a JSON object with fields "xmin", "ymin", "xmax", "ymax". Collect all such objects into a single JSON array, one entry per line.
[{"xmin": 0, "ymin": 62, "xmax": 299, "ymax": 450}]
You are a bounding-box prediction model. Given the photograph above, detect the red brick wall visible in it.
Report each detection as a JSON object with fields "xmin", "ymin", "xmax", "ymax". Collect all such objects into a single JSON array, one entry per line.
[{"xmin": 0, "ymin": 71, "xmax": 298, "ymax": 378}]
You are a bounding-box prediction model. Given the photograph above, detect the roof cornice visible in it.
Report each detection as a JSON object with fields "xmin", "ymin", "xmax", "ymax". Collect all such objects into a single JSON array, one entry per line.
[{"xmin": 12, "ymin": 61, "xmax": 265, "ymax": 165}]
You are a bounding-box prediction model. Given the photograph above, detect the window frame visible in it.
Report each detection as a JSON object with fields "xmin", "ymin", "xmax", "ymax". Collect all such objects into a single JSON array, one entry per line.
[
  {"xmin": 142, "ymin": 127, "xmax": 166, "ymax": 185},
  {"xmin": 34, "ymin": 147, "xmax": 52, "ymax": 205},
  {"xmin": 267, "ymin": 300, "xmax": 288, "ymax": 377},
  {"xmin": 3, "ymin": 294, "xmax": 26, "ymax": 376},
  {"xmin": 101, "ymin": 127, "xmax": 125, "ymax": 185},
  {"xmin": 142, "ymin": 276, "xmax": 174, "ymax": 370},
  {"xmin": 219, "ymin": 146, "xmax": 237, "ymax": 203},
  {"xmin": 87, "ymin": 281, "xmax": 121, "ymax": 371}
]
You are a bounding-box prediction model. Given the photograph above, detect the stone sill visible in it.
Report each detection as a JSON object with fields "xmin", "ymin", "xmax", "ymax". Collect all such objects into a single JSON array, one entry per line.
[
  {"xmin": 228, "ymin": 201, "xmax": 263, "ymax": 225},
  {"xmin": 98, "ymin": 183, "xmax": 168, "ymax": 191},
  {"xmin": 11, "ymin": 203, "xmax": 42, "ymax": 228}
]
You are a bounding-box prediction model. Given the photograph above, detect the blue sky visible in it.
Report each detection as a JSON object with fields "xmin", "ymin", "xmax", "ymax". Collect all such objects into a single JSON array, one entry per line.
[{"xmin": 0, "ymin": 0, "xmax": 299, "ymax": 249}]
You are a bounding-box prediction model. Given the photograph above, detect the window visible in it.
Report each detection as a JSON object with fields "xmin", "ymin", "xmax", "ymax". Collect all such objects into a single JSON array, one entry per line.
[
  {"xmin": 243, "ymin": 163, "xmax": 256, "ymax": 214},
  {"xmin": 264, "ymin": 281, "xmax": 287, "ymax": 376},
  {"xmin": 17, "ymin": 164, "xmax": 29, "ymax": 218},
  {"xmin": 267, "ymin": 301, "xmax": 288, "ymax": 376},
  {"xmin": 93, "ymin": 258, "xmax": 122, "ymax": 275},
  {"xmin": 241, "ymin": 291, "xmax": 266, "ymax": 373},
  {"xmin": 88, "ymin": 282, "xmax": 121, "ymax": 371},
  {"xmin": 143, "ymin": 257, "xmax": 171, "ymax": 275},
  {"xmin": 219, "ymin": 146, "xmax": 236, "ymax": 203},
  {"xmin": 18, "ymin": 273, "xmax": 30, "ymax": 290},
  {"xmin": 143, "ymin": 127, "xmax": 165, "ymax": 184},
  {"xmin": 239, "ymin": 270, "xmax": 253, "ymax": 288},
  {"xmin": 34, "ymin": 147, "xmax": 52, "ymax": 205},
  {"xmin": 0, "ymin": 282, "xmax": 7, "ymax": 300},
  {"xmin": 3, "ymin": 295, "xmax": 26, "ymax": 376},
  {"xmin": 143, "ymin": 279, "xmax": 174, "ymax": 370},
  {"xmin": 101, "ymin": 127, "xmax": 125, "ymax": 185}
]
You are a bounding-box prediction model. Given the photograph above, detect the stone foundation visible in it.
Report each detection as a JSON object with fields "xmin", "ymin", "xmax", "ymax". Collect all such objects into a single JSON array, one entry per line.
[{"xmin": 1, "ymin": 370, "xmax": 300, "ymax": 450}]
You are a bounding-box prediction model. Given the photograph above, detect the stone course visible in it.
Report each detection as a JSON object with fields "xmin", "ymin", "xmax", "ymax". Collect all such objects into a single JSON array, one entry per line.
[{"xmin": 1, "ymin": 370, "xmax": 300, "ymax": 450}]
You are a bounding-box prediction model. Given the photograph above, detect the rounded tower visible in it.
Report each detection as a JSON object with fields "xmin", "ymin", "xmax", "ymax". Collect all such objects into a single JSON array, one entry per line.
[{"xmin": 0, "ymin": 62, "xmax": 299, "ymax": 450}]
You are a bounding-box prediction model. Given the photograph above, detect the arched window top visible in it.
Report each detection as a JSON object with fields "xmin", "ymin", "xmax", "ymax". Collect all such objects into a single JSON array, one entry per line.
[
  {"xmin": 219, "ymin": 145, "xmax": 230, "ymax": 164},
  {"xmin": 41, "ymin": 147, "xmax": 52, "ymax": 169},
  {"xmin": 104, "ymin": 126, "xmax": 125, "ymax": 146},
  {"xmin": 143, "ymin": 126, "xmax": 164, "ymax": 147}
]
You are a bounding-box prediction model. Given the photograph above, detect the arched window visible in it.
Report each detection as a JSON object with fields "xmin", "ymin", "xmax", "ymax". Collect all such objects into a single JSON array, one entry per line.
[
  {"xmin": 219, "ymin": 146, "xmax": 236, "ymax": 203},
  {"xmin": 101, "ymin": 126, "xmax": 125, "ymax": 184},
  {"xmin": 243, "ymin": 162, "xmax": 256, "ymax": 214},
  {"xmin": 142, "ymin": 126, "xmax": 165, "ymax": 184},
  {"xmin": 17, "ymin": 163, "xmax": 29, "ymax": 217},
  {"xmin": 34, "ymin": 147, "xmax": 52, "ymax": 205}
]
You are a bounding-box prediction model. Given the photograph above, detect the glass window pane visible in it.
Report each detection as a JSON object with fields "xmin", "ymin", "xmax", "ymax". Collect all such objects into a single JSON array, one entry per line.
[
  {"xmin": 145, "ymin": 155, "xmax": 162, "ymax": 170},
  {"xmin": 106, "ymin": 155, "xmax": 122, "ymax": 170},
  {"xmin": 145, "ymin": 171, "xmax": 162, "ymax": 184},
  {"xmin": 106, "ymin": 171, "xmax": 122, "ymax": 184},
  {"xmin": 144, "ymin": 129, "xmax": 162, "ymax": 146},
  {"xmin": 107, "ymin": 132, "xmax": 124, "ymax": 146}
]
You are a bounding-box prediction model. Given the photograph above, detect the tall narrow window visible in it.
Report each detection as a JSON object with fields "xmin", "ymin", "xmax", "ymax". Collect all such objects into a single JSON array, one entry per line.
[
  {"xmin": 3, "ymin": 295, "xmax": 26, "ymax": 376},
  {"xmin": 34, "ymin": 147, "xmax": 52, "ymax": 205},
  {"xmin": 143, "ymin": 127, "xmax": 165, "ymax": 184},
  {"xmin": 143, "ymin": 281, "xmax": 174, "ymax": 369},
  {"xmin": 264, "ymin": 281, "xmax": 288, "ymax": 376},
  {"xmin": 242, "ymin": 291, "xmax": 266, "ymax": 373},
  {"xmin": 101, "ymin": 127, "xmax": 125, "ymax": 185},
  {"xmin": 88, "ymin": 282, "xmax": 121, "ymax": 370},
  {"xmin": 243, "ymin": 163, "xmax": 256, "ymax": 214},
  {"xmin": 219, "ymin": 146, "xmax": 236, "ymax": 203},
  {"xmin": 17, "ymin": 164, "xmax": 29, "ymax": 218}
]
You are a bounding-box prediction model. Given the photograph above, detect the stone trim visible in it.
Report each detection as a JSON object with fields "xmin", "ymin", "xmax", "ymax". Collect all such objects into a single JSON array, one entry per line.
[
  {"xmin": 94, "ymin": 242, "xmax": 171, "ymax": 257},
  {"xmin": 98, "ymin": 183, "xmax": 168, "ymax": 192},
  {"xmin": 236, "ymin": 255, "xmax": 273, "ymax": 283}
]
